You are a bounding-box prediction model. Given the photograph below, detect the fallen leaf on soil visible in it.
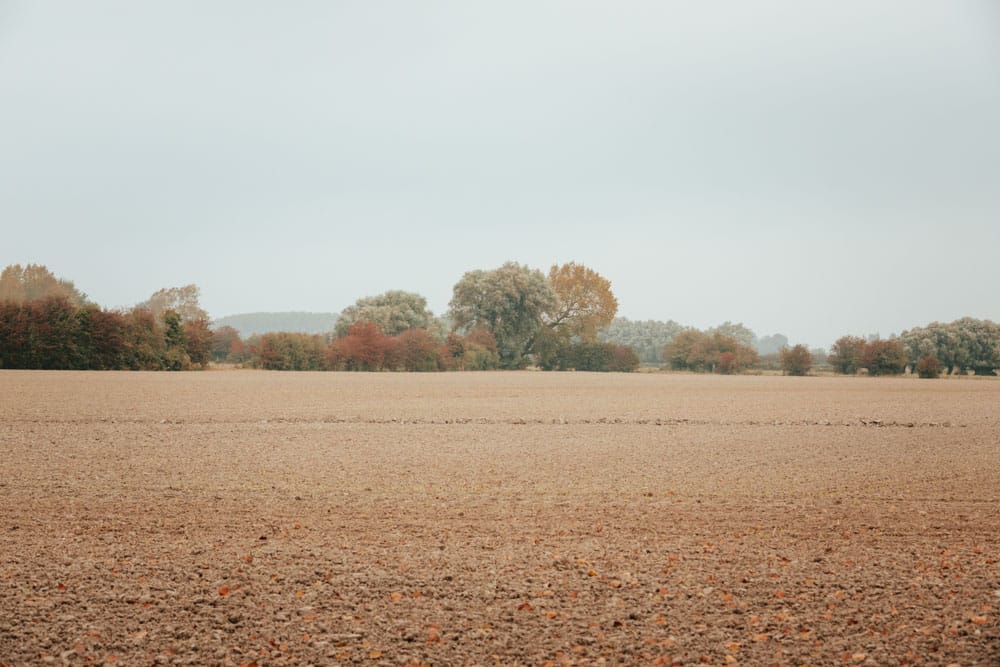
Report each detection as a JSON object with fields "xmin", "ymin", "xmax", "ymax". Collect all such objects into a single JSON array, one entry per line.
[{"xmin": 218, "ymin": 586, "xmax": 230, "ymax": 596}]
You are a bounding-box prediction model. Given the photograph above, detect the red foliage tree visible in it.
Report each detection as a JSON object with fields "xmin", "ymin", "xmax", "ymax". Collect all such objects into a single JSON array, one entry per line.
[{"xmin": 327, "ymin": 321, "xmax": 395, "ymax": 371}]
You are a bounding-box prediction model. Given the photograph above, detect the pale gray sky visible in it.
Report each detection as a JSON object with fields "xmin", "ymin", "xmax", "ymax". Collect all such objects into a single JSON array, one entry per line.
[{"xmin": 2, "ymin": 1, "xmax": 998, "ymax": 348}]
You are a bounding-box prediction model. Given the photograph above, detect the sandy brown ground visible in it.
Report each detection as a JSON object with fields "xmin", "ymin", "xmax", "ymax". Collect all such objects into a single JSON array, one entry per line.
[{"xmin": 1, "ymin": 371, "xmax": 998, "ymax": 666}]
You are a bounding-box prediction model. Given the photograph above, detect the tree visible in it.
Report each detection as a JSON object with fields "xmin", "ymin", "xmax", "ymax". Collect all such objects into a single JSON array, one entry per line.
[
  {"xmin": 335, "ymin": 291, "xmax": 435, "ymax": 338},
  {"xmin": 545, "ymin": 262, "xmax": 618, "ymax": 342},
  {"xmin": 162, "ymin": 310, "xmax": 191, "ymax": 370},
  {"xmin": 183, "ymin": 318, "xmax": 213, "ymax": 368},
  {"xmin": 598, "ymin": 317, "xmax": 687, "ymax": 364},
  {"xmin": 251, "ymin": 332, "xmax": 326, "ymax": 370},
  {"xmin": 662, "ymin": 329, "xmax": 704, "ymax": 370},
  {"xmin": 755, "ymin": 333, "xmax": 789, "ymax": 356},
  {"xmin": 829, "ymin": 335, "xmax": 866, "ymax": 374},
  {"xmin": 139, "ymin": 285, "xmax": 208, "ymax": 323},
  {"xmin": 708, "ymin": 321, "xmax": 755, "ymax": 348},
  {"xmin": 862, "ymin": 339, "xmax": 907, "ymax": 376},
  {"xmin": 74, "ymin": 305, "xmax": 127, "ymax": 370},
  {"xmin": 663, "ymin": 330, "xmax": 758, "ymax": 373},
  {"xmin": 449, "ymin": 262, "xmax": 556, "ymax": 369},
  {"xmin": 326, "ymin": 321, "xmax": 396, "ymax": 371},
  {"xmin": 780, "ymin": 344, "xmax": 812, "ymax": 376},
  {"xmin": 122, "ymin": 308, "xmax": 167, "ymax": 370},
  {"xmin": 0, "ymin": 263, "xmax": 89, "ymax": 306},
  {"xmin": 211, "ymin": 326, "xmax": 243, "ymax": 363},
  {"xmin": 899, "ymin": 318, "xmax": 1000, "ymax": 375}
]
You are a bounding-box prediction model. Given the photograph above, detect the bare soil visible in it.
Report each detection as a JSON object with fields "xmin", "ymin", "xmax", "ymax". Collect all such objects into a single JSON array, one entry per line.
[{"xmin": 1, "ymin": 371, "xmax": 998, "ymax": 666}]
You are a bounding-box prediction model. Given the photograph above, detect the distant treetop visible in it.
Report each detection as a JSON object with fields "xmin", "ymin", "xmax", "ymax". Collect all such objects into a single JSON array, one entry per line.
[{"xmin": 0, "ymin": 263, "xmax": 90, "ymax": 307}]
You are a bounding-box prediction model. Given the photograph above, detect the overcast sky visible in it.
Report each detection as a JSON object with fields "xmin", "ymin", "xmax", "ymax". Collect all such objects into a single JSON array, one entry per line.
[{"xmin": 2, "ymin": 2, "xmax": 998, "ymax": 348}]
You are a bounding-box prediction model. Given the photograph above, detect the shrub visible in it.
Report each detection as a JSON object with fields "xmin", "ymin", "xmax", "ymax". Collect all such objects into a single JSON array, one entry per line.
[
  {"xmin": 862, "ymin": 339, "xmax": 907, "ymax": 376},
  {"xmin": 396, "ymin": 328, "xmax": 444, "ymax": 371},
  {"xmin": 443, "ymin": 328, "xmax": 499, "ymax": 371},
  {"xmin": 663, "ymin": 330, "xmax": 758, "ymax": 374},
  {"xmin": 326, "ymin": 321, "xmax": 395, "ymax": 371},
  {"xmin": 780, "ymin": 344, "xmax": 813, "ymax": 376},
  {"xmin": 915, "ymin": 354, "xmax": 942, "ymax": 379},
  {"xmin": 253, "ymin": 332, "xmax": 326, "ymax": 370},
  {"xmin": 608, "ymin": 344, "xmax": 640, "ymax": 372},
  {"xmin": 829, "ymin": 335, "xmax": 865, "ymax": 374}
]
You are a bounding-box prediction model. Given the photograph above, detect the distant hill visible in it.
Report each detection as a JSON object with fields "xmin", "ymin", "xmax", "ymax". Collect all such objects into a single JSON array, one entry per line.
[{"xmin": 212, "ymin": 312, "xmax": 339, "ymax": 338}]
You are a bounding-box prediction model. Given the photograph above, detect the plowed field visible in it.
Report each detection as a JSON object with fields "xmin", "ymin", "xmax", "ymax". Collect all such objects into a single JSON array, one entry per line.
[{"xmin": 1, "ymin": 371, "xmax": 998, "ymax": 665}]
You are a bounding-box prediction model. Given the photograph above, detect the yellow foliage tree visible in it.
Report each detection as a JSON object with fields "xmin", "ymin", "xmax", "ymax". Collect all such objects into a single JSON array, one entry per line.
[{"xmin": 546, "ymin": 262, "xmax": 618, "ymax": 342}]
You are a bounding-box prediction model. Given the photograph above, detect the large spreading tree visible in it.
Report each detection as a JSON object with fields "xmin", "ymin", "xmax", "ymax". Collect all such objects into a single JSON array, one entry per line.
[
  {"xmin": 449, "ymin": 262, "xmax": 556, "ymax": 368},
  {"xmin": 449, "ymin": 261, "xmax": 619, "ymax": 369}
]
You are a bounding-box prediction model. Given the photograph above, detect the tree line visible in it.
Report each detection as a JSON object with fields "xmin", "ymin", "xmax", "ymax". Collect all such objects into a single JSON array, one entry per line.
[
  {"xmin": 2, "ymin": 262, "xmax": 997, "ymax": 377},
  {"xmin": 827, "ymin": 317, "xmax": 1000, "ymax": 378},
  {"xmin": 1, "ymin": 262, "xmax": 638, "ymax": 373},
  {"xmin": 0, "ymin": 292, "xmax": 211, "ymax": 371}
]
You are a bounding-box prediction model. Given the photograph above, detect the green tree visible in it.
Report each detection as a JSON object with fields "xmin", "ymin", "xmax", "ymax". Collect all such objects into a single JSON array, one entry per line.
[
  {"xmin": 449, "ymin": 262, "xmax": 556, "ymax": 369},
  {"xmin": 899, "ymin": 318, "xmax": 1000, "ymax": 375},
  {"xmin": 335, "ymin": 290, "xmax": 435, "ymax": 338},
  {"xmin": 162, "ymin": 310, "xmax": 191, "ymax": 370},
  {"xmin": 598, "ymin": 317, "xmax": 687, "ymax": 364}
]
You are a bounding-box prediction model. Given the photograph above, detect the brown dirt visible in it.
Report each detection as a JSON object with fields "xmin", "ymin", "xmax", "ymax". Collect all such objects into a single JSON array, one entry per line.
[{"xmin": 1, "ymin": 371, "xmax": 998, "ymax": 666}]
